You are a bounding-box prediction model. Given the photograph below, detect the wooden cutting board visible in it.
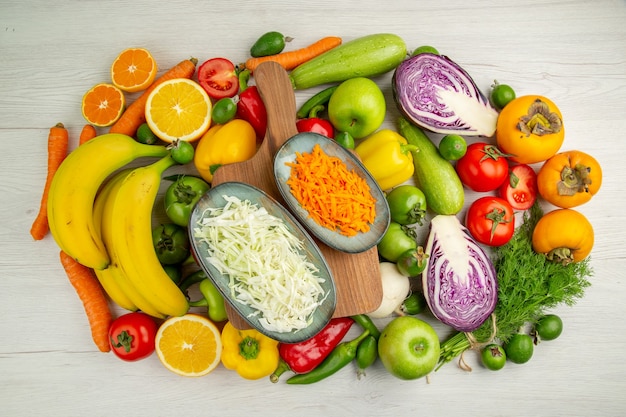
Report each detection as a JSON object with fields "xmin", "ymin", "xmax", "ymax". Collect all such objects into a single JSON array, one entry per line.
[{"xmin": 211, "ymin": 61, "xmax": 383, "ymax": 329}]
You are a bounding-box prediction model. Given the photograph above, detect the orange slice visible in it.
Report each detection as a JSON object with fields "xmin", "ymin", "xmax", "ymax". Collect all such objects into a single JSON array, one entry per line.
[
  {"xmin": 110, "ymin": 47, "xmax": 158, "ymax": 93},
  {"xmin": 81, "ymin": 83, "xmax": 125, "ymax": 127},
  {"xmin": 144, "ymin": 78, "xmax": 212, "ymax": 143},
  {"xmin": 155, "ymin": 314, "xmax": 222, "ymax": 377}
]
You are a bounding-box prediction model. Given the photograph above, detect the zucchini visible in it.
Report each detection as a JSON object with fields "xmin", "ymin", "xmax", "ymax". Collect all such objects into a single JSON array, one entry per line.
[
  {"xmin": 289, "ymin": 33, "xmax": 407, "ymax": 90},
  {"xmin": 398, "ymin": 117, "xmax": 464, "ymax": 215}
]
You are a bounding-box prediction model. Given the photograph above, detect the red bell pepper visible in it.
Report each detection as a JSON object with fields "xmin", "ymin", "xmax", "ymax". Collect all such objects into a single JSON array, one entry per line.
[
  {"xmin": 296, "ymin": 104, "xmax": 334, "ymax": 139},
  {"xmin": 269, "ymin": 317, "xmax": 354, "ymax": 383},
  {"xmin": 236, "ymin": 69, "xmax": 267, "ymax": 144}
]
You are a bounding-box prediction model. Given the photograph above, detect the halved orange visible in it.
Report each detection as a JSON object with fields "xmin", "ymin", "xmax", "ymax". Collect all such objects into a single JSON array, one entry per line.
[
  {"xmin": 144, "ymin": 78, "xmax": 212, "ymax": 143},
  {"xmin": 155, "ymin": 314, "xmax": 222, "ymax": 377},
  {"xmin": 110, "ymin": 47, "xmax": 158, "ymax": 93},
  {"xmin": 81, "ymin": 83, "xmax": 125, "ymax": 127}
]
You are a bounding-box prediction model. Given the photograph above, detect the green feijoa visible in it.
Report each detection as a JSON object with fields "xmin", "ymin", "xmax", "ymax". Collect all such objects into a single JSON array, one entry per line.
[
  {"xmin": 535, "ymin": 314, "xmax": 563, "ymax": 341},
  {"xmin": 211, "ymin": 97, "xmax": 238, "ymax": 124},
  {"xmin": 411, "ymin": 45, "xmax": 439, "ymax": 56},
  {"xmin": 136, "ymin": 122, "xmax": 159, "ymax": 145},
  {"xmin": 250, "ymin": 31, "xmax": 288, "ymax": 57}
]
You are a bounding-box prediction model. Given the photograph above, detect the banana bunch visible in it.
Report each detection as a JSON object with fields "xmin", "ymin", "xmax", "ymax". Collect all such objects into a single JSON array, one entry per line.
[
  {"xmin": 47, "ymin": 133, "xmax": 169, "ymax": 270},
  {"xmin": 94, "ymin": 155, "xmax": 189, "ymax": 317},
  {"xmin": 48, "ymin": 133, "xmax": 189, "ymax": 318}
]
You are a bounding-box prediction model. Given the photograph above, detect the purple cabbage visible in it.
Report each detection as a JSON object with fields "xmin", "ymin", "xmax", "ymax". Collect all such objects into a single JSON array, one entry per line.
[
  {"xmin": 422, "ymin": 215, "xmax": 497, "ymax": 332},
  {"xmin": 392, "ymin": 53, "xmax": 498, "ymax": 137}
]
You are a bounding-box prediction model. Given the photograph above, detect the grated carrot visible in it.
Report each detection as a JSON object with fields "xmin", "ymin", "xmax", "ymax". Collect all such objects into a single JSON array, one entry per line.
[{"xmin": 286, "ymin": 143, "xmax": 376, "ymax": 237}]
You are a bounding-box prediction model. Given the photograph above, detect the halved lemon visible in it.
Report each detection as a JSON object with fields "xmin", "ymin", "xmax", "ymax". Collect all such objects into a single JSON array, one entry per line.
[
  {"xmin": 110, "ymin": 47, "xmax": 158, "ymax": 93},
  {"xmin": 155, "ymin": 314, "xmax": 222, "ymax": 377},
  {"xmin": 81, "ymin": 83, "xmax": 125, "ymax": 127},
  {"xmin": 145, "ymin": 78, "xmax": 212, "ymax": 143}
]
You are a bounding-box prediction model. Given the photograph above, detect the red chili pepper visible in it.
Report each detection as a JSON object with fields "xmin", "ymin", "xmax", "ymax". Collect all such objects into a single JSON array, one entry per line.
[
  {"xmin": 269, "ymin": 317, "xmax": 354, "ymax": 383},
  {"xmin": 236, "ymin": 69, "xmax": 267, "ymax": 144},
  {"xmin": 296, "ymin": 104, "xmax": 334, "ymax": 139}
]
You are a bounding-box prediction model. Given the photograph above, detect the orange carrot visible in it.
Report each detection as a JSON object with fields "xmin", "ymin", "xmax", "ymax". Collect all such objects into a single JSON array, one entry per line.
[
  {"xmin": 286, "ymin": 143, "xmax": 376, "ymax": 237},
  {"xmin": 78, "ymin": 123, "xmax": 97, "ymax": 145},
  {"xmin": 30, "ymin": 123, "xmax": 69, "ymax": 240},
  {"xmin": 244, "ymin": 36, "xmax": 342, "ymax": 73},
  {"xmin": 59, "ymin": 250, "xmax": 112, "ymax": 352},
  {"xmin": 109, "ymin": 57, "xmax": 198, "ymax": 137}
]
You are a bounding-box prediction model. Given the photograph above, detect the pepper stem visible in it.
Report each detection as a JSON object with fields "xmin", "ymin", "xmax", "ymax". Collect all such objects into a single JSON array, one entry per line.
[{"xmin": 239, "ymin": 336, "xmax": 260, "ymax": 361}]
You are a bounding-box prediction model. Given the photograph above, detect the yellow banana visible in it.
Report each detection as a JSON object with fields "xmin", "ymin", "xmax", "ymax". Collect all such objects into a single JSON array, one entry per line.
[
  {"xmin": 108, "ymin": 155, "xmax": 189, "ymax": 317},
  {"xmin": 46, "ymin": 133, "xmax": 169, "ymax": 270},
  {"xmin": 92, "ymin": 169, "xmax": 138, "ymax": 312},
  {"xmin": 98, "ymin": 169, "xmax": 167, "ymax": 319}
]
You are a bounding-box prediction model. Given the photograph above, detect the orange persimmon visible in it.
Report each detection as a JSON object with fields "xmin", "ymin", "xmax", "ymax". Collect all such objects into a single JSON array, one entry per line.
[
  {"xmin": 496, "ymin": 95, "xmax": 565, "ymax": 165},
  {"xmin": 537, "ymin": 150, "xmax": 602, "ymax": 208}
]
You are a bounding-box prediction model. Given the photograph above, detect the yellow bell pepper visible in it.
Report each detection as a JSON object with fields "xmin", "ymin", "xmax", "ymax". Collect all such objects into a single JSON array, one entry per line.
[
  {"xmin": 193, "ymin": 119, "xmax": 257, "ymax": 183},
  {"xmin": 220, "ymin": 321, "xmax": 280, "ymax": 380},
  {"xmin": 354, "ymin": 129, "xmax": 417, "ymax": 191}
]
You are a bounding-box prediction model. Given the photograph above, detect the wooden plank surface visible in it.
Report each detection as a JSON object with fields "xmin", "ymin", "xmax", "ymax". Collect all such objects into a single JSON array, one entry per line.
[{"xmin": 212, "ymin": 61, "xmax": 382, "ymax": 328}]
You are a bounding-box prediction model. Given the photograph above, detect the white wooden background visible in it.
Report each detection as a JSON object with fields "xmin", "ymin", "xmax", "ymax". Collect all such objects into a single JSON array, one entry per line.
[{"xmin": 1, "ymin": 1, "xmax": 625, "ymax": 416}]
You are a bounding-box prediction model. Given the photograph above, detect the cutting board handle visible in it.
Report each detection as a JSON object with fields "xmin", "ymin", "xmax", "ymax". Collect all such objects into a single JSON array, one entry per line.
[{"xmin": 253, "ymin": 61, "xmax": 299, "ymax": 155}]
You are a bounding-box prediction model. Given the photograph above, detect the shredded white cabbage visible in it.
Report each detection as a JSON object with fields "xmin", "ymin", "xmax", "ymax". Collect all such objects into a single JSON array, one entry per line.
[{"xmin": 193, "ymin": 195, "xmax": 327, "ymax": 333}]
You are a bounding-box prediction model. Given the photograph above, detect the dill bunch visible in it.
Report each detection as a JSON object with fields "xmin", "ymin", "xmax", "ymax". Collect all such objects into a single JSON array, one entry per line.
[{"xmin": 438, "ymin": 203, "xmax": 593, "ymax": 369}]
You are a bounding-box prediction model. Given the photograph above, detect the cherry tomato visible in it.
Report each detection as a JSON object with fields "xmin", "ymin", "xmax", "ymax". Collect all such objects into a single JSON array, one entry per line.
[
  {"xmin": 481, "ymin": 344, "xmax": 506, "ymax": 371},
  {"xmin": 386, "ymin": 185, "xmax": 427, "ymax": 226},
  {"xmin": 109, "ymin": 312, "xmax": 158, "ymax": 361},
  {"xmin": 152, "ymin": 223, "xmax": 191, "ymax": 265},
  {"xmin": 197, "ymin": 57, "xmax": 239, "ymax": 99},
  {"xmin": 498, "ymin": 163, "xmax": 538, "ymax": 210},
  {"xmin": 163, "ymin": 174, "xmax": 210, "ymax": 227},
  {"xmin": 465, "ymin": 196, "xmax": 515, "ymax": 246},
  {"xmin": 455, "ymin": 142, "xmax": 511, "ymax": 192}
]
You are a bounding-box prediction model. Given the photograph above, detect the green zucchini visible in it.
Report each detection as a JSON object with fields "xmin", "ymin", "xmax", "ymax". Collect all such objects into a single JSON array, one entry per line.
[
  {"xmin": 398, "ymin": 117, "xmax": 464, "ymax": 215},
  {"xmin": 289, "ymin": 33, "xmax": 407, "ymax": 90}
]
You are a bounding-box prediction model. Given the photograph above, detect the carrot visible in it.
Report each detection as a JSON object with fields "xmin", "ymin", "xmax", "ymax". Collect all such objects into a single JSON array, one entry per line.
[
  {"xmin": 244, "ymin": 36, "xmax": 342, "ymax": 73},
  {"xmin": 78, "ymin": 123, "xmax": 97, "ymax": 145},
  {"xmin": 109, "ymin": 57, "xmax": 198, "ymax": 137},
  {"xmin": 286, "ymin": 143, "xmax": 376, "ymax": 237},
  {"xmin": 30, "ymin": 123, "xmax": 69, "ymax": 240},
  {"xmin": 59, "ymin": 250, "xmax": 112, "ymax": 353}
]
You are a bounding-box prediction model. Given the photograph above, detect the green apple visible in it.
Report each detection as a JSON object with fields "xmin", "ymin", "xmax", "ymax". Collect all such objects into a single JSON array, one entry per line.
[
  {"xmin": 327, "ymin": 77, "xmax": 386, "ymax": 139},
  {"xmin": 378, "ymin": 316, "xmax": 440, "ymax": 380}
]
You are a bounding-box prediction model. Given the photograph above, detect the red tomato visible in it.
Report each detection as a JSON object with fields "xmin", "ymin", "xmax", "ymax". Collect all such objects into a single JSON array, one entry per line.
[
  {"xmin": 197, "ymin": 58, "xmax": 239, "ymax": 99},
  {"xmin": 109, "ymin": 312, "xmax": 158, "ymax": 361},
  {"xmin": 498, "ymin": 164, "xmax": 538, "ymax": 210},
  {"xmin": 465, "ymin": 196, "xmax": 515, "ymax": 246},
  {"xmin": 456, "ymin": 142, "xmax": 510, "ymax": 192}
]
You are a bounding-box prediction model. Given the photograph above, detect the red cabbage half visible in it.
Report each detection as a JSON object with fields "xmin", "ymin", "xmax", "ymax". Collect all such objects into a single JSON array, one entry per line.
[
  {"xmin": 392, "ymin": 53, "xmax": 498, "ymax": 137},
  {"xmin": 422, "ymin": 215, "xmax": 498, "ymax": 332}
]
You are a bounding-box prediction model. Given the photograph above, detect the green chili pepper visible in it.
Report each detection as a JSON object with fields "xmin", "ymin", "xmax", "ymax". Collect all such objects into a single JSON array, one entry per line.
[
  {"xmin": 351, "ymin": 314, "xmax": 381, "ymax": 340},
  {"xmin": 355, "ymin": 334, "xmax": 378, "ymax": 379},
  {"xmin": 286, "ymin": 330, "xmax": 369, "ymax": 385},
  {"xmin": 296, "ymin": 85, "xmax": 338, "ymax": 119}
]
